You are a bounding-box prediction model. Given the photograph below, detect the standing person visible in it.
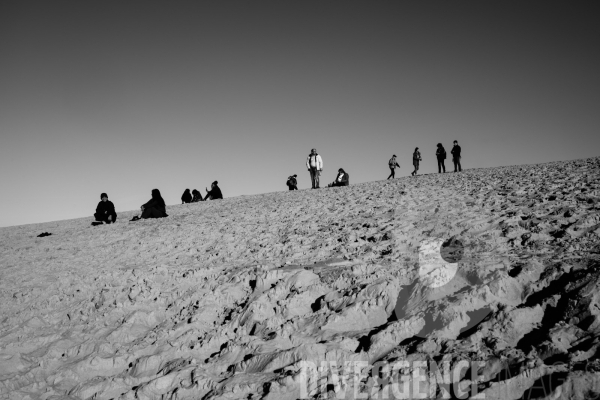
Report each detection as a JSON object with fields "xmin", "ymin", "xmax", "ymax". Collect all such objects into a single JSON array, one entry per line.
[
  {"xmin": 191, "ymin": 189, "xmax": 203, "ymax": 202},
  {"xmin": 387, "ymin": 155, "xmax": 400, "ymax": 179},
  {"xmin": 181, "ymin": 188, "xmax": 192, "ymax": 204},
  {"xmin": 412, "ymin": 148, "xmax": 422, "ymax": 176},
  {"xmin": 451, "ymin": 140, "xmax": 462, "ymax": 172},
  {"xmin": 286, "ymin": 174, "xmax": 298, "ymax": 190},
  {"xmin": 204, "ymin": 181, "xmax": 223, "ymax": 200},
  {"xmin": 436, "ymin": 143, "xmax": 446, "ymax": 173},
  {"xmin": 306, "ymin": 148, "xmax": 323, "ymax": 189},
  {"xmin": 92, "ymin": 193, "xmax": 117, "ymax": 225},
  {"xmin": 131, "ymin": 189, "xmax": 168, "ymax": 221}
]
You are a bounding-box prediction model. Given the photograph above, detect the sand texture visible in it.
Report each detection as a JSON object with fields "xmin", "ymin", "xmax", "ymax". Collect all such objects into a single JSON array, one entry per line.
[{"xmin": 2, "ymin": 157, "xmax": 600, "ymax": 399}]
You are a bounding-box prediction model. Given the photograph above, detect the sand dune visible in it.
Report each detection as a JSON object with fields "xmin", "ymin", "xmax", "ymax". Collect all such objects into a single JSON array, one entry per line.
[{"xmin": 2, "ymin": 157, "xmax": 600, "ymax": 399}]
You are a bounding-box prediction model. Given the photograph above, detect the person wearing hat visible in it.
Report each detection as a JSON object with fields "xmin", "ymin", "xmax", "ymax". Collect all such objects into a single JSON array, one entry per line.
[
  {"xmin": 204, "ymin": 181, "xmax": 223, "ymax": 200},
  {"xmin": 92, "ymin": 193, "xmax": 117, "ymax": 225},
  {"xmin": 387, "ymin": 155, "xmax": 400, "ymax": 179},
  {"xmin": 287, "ymin": 174, "xmax": 298, "ymax": 190},
  {"xmin": 306, "ymin": 148, "xmax": 323, "ymax": 189}
]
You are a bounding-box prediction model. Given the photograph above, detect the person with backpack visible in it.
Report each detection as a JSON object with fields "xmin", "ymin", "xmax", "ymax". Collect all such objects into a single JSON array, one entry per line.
[
  {"xmin": 328, "ymin": 168, "xmax": 349, "ymax": 187},
  {"xmin": 436, "ymin": 143, "xmax": 446, "ymax": 173},
  {"xmin": 130, "ymin": 189, "xmax": 168, "ymax": 221},
  {"xmin": 286, "ymin": 174, "xmax": 298, "ymax": 190},
  {"xmin": 306, "ymin": 148, "xmax": 323, "ymax": 189},
  {"xmin": 451, "ymin": 140, "xmax": 462, "ymax": 172},
  {"xmin": 412, "ymin": 148, "xmax": 422, "ymax": 176},
  {"xmin": 387, "ymin": 155, "xmax": 400, "ymax": 179},
  {"xmin": 191, "ymin": 189, "xmax": 203, "ymax": 202},
  {"xmin": 181, "ymin": 188, "xmax": 192, "ymax": 204},
  {"xmin": 92, "ymin": 193, "xmax": 117, "ymax": 225},
  {"xmin": 204, "ymin": 181, "xmax": 223, "ymax": 200}
]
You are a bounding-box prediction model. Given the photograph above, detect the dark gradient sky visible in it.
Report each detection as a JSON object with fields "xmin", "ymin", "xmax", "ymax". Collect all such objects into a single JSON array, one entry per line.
[{"xmin": 1, "ymin": 1, "xmax": 599, "ymax": 227}]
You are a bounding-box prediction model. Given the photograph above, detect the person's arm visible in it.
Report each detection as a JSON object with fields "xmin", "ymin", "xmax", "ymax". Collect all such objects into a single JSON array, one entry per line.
[
  {"xmin": 306, "ymin": 156, "xmax": 310, "ymax": 170},
  {"xmin": 319, "ymin": 155, "xmax": 323, "ymax": 171}
]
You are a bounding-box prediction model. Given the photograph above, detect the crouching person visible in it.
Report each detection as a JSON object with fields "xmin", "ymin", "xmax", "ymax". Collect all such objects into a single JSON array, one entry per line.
[
  {"xmin": 92, "ymin": 193, "xmax": 117, "ymax": 225},
  {"xmin": 328, "ymin": 168, "xmax": 349, "ymax": 187}
]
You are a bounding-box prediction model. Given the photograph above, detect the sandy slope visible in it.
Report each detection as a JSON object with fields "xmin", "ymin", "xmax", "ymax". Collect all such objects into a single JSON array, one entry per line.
[{"xmin": 1, "ymin": 157, "xmax": 600, "ymax": 399}]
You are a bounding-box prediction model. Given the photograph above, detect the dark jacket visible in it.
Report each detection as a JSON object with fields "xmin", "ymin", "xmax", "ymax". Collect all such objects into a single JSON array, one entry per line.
[
  {"xmin": 142, "ymin": 198, "xmax": 167, "ymax": 217},
  {"xmin": 181, "ymin": 190, "xmax": 192, "ymax": 204},
  {"xmin": 192, "ymin": 190, "xmax": 203, "ymax": 202},
  {"xmin": 436, "ymin": 146, "xmax": 446, "ymax": 160},
  {"xmin": 206, "ymin": 185, "xmax": 223, "ymax": 200},
  {"xmin": 334, "ymin": 172, "xmax": 350, "ymax": 186},
  {"xmin": 451, "ymin": 145, "xmax": 461, "ymax": 159},
  {"xmin": 96, "ymin": 200, "xmax": 116, "ymax": 217}
]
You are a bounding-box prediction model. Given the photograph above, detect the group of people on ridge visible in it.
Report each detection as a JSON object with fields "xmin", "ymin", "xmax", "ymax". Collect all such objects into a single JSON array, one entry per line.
[
  {"xmin": 180, "ymin": 181, "xmax": 223, "ymax": 204},
  {"xmin": 298, "ymin": 148, "xmax": 349, "ymax": 189},
  {"xmin": 92, "ymin": 143, "xmax": 463, "ymax": 226},
  {"xmin": 92, "ymin": 182, "xmax": 223, "ymax": 225},
  {"xmin": 387, "ymin": 141, "xmax": 462, "ymax": 178}
]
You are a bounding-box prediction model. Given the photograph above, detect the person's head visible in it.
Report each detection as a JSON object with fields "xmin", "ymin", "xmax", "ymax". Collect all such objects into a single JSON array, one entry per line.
[
  {"xmin": 100, "ymin": 193, "xmax": 108, "ymax": 202},
  {"xmin": 192, "ymin": 189, "xmax": 199, "ymax": 195},
  {"xmin": 415, "ymin": 147, "xmax": 419, "ymax": 152},
  {"xmin": 151, "ymin": 189, "xmax": 165, "ymax": 205},
  {"xmin": 185, "ymin": 188, "xmax": 190, "ymax": 193},
  {"xmin": 453, "ymin": 140, "xmax": 458, "ymax": 145},
  {"xmin": 212, "ymin": 181, "xmax": 218, "ymax": 188},
  {"xmin": 392, "ymin": 154, "xmax": 396, "ymax": 158},
  {"xmin": 338, "ymin": 168, "xmax": 345, "ymax": 174},
  {"xmin": 437, "ymin": 143, "xmax": 442, "ymax": 147},
  {"xmin": 293, "ymin": 174, "xmax": 297, "ymax": 178},
  {"xmin": 310, "ymin": 148, "xmax": 317, "ymax": 155}
]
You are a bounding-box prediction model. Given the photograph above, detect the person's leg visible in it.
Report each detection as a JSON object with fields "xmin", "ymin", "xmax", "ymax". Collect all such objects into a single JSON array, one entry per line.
[
  {"xmin": 442, "ymin": 160, "xmax": 446, "ymax": 172},
  {"xmin": 388, "ymin": 168, "xmax": 394, "ymax": 179},
  {"xmin": 438, "ymin": 159, "xmax": 442, "ymax": 173},
  {"xmin": 453, "ymin": 158, "xmax": 458, "ymax": 172},
  {"xmin": 315, "ymin": 169, "xmax": 321, "ymax": 188},
  {"xmin": 458, "ymin": 158, "xmax": 462, "ymax": 172},
  {"xmin": 141, "ymin": 207, "xmax": 162, "ymax": 219},
  {"xmin": 94, "ymin": 212, "xmax": 104, "ymax": 222},
  {"xmin": 309, "ymin": 168, "xmax": 316, "ymax": 189}
]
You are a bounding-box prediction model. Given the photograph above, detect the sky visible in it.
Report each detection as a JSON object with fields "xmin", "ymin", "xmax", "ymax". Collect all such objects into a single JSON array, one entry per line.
[{"xmin": 1, "ymin": 1, "xmax": 599, "ymax": 227}]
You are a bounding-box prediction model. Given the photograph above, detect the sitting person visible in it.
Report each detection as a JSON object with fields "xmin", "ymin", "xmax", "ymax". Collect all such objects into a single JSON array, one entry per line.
[
  {"xmin": 204, "ymin": 181, "xmax": 223, "ymax": 200},
  {"xmin": 92, "ymin": 193, "xmax": 117, "ymax": 225},
  {"xmin": 328, "ymin": 168, "xmax": 349, "ymax": 187},
  {"xmin": 131, "ymin": 189, "xmax": 168, "ymax": 221},
  {"xmin": 286, "ymin": 174, "xmax": 298, "ymax": 190},
  {"xmin": 181, "ymin": 188, "xmax": 192, "ymax": 204},
  {"xmin": 191, "ymin": 189, "xmax": 203, "ymax": 202}
]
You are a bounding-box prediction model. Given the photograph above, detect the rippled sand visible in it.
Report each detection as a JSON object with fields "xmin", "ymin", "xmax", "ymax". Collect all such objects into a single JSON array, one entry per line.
[{"xmin": 2, "ymin": 157, "xmax": 600, "ymax": 399}]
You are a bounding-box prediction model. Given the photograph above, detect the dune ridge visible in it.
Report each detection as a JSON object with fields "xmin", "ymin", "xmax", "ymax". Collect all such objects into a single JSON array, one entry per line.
[{"xmin": 1, "ymin": 157, "xmax": 600, "ymax": 399}]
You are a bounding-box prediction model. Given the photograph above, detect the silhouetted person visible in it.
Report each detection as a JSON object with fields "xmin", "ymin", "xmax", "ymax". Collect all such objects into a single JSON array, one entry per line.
[
  {"xmin": 306, "ymin": 148, "xmax": 323, "ymax": 189},
  {"xmin": 204, "ymin": 181, "xmax": 223, "ymax": 200},
  {"xmin": 436, "ymin": 143, "xmax": 446, "ymax": 173},
  {"xmin": 287, "ymin": 174, "xmax": 298, "ymax": 190},
  {"xmin": 451, "ymin": 140, "xmax": 462, "ymax": 172},
  {"xmin": 131, "ymin": 189, "xmax": 168, "ymax": 221},
  {"xmin": 191, "ymin": 189, "xmax": 203, "ymax": 202},
  {"xmin": 181, "ymin": 188, "xmax": 192, "ymax": 204},
  {"xmin": 328, "ymin": 168, "xmax": 349, "ymax": 187},
  {"xmin": 92, "ymin": 193, "xmax": 117, "ymax": 225},
  {"xmin": 387, "ymin": 155, "xmax": 400, "ymax": 179},
  {"xmin": 412, "ymin": 148, "xmax": 422, "ymax": 176}
]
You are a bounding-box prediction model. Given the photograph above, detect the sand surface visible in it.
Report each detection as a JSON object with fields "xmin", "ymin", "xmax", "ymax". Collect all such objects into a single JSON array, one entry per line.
[{"xmin": 2, "ymin": 158, "xmax": 600, "ymax": 399}]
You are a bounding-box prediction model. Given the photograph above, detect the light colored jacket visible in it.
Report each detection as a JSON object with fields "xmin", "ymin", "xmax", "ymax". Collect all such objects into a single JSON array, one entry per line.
[{"xmin": 306, "ymin": 154, "xmax": 323, "ymax": 170}]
